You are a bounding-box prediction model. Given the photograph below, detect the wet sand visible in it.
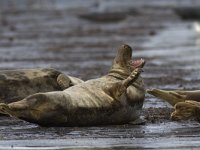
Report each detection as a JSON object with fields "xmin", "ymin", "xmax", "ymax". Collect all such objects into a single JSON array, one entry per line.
[{"xmin": 0, "ymin": 0, "xmax": 200, "ymax": 149}]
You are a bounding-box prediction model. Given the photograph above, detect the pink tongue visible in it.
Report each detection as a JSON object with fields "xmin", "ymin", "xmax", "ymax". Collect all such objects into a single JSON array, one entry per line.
[{"xmin": 132, "ymin": 59, "xmax": 144, "ymax": 69}]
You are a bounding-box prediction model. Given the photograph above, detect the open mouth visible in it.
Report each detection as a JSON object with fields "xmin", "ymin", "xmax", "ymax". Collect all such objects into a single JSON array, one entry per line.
[{"xmin": 130, "ymin": 59, "xmax": 145, "ymax": 69}]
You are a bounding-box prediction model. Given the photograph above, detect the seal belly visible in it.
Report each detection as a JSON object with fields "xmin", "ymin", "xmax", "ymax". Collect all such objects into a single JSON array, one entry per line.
[
  {"xmin": 57, "ymin": 79, "xmax": 141, "ymax": 126},
  {"xmin": 126, "ymin": 77, "xmax": 145, "ymax": 108}
]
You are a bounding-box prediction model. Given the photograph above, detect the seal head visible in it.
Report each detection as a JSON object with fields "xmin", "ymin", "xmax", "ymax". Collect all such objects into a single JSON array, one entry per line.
[{"xmin": 109, "ymin": 44, "xmax": 145, "ymax": 79}]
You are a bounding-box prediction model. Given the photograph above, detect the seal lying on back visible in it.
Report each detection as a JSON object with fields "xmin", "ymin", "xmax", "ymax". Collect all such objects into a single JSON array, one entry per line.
[
  {"xmin": 0, "ymin": 44, "xmax": 145, "ymax": 127},
  {"xmin": 0, "ymin": 68, "xmax": 83, "ymax": 103},
  {"xmin": 147, "ymin": 89, "xmax": 200, "ymax": 122}
]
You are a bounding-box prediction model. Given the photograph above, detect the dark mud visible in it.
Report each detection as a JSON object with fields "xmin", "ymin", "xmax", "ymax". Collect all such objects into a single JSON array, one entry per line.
[{"xmin": 0, "ymin": 0, "xmax": 200, "ymax": 149}]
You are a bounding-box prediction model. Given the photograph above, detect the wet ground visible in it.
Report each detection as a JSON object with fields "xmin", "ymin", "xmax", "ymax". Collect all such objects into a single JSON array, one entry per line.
[{"xmin": 0, "ymin": 0, "xmax": 200, "ymax": 149}]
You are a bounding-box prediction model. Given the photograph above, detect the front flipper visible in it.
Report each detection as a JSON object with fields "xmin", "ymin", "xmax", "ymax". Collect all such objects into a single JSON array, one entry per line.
[
  {"xmin": 57, "ymin": 74, "xmax": 84, "ymax": 90},
  {"xmin": 110, "ymin": 68, "xmax": 143, "ymax": 99},
  {"xmin": 171, "ymin": 100, "xmax": 200, "ymax": 121},
  {"xmin": 147, "ymin": 89, "xmax": 187, "ymax": 106},
  {"xmin": 57, "ymin": 74, "xmax": 72, "ymax": 90}
]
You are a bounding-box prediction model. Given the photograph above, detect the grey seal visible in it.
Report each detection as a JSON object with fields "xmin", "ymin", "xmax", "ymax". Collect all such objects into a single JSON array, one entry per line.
[
  {"xmin": 147, "ymin": 89, "xmax": 200, "ymax": 121},
  {"xmin": 0, "ymin": 44, "xmax": 145, "ymax": 127},
  {"xmin": 0, "ymin": 68, "xmax": 83, "ymax": 103}
]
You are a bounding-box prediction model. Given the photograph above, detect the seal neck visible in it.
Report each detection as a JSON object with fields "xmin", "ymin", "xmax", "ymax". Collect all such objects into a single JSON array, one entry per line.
[
  {"xmin": 108, "ymin": 69, "xmax": 144, "ymax": 91},
  {"xmin": 108, "ymin": 69, "xmax": 130, "ymax": 80}
]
